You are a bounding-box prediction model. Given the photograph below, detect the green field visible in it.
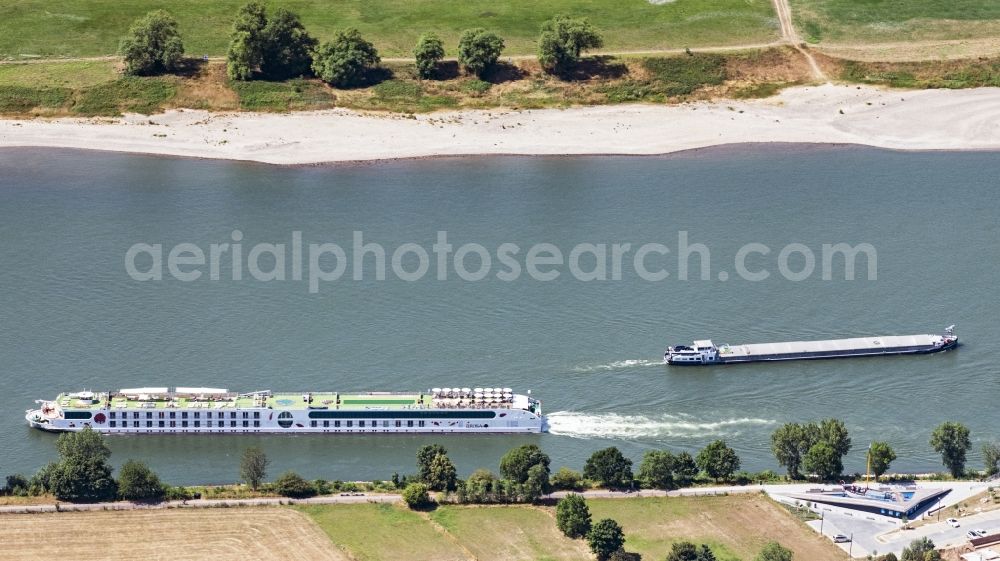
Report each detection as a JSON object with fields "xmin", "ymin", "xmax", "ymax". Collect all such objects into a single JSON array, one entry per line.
[
  {"xmin": 297, "ymin": 495, "xmax": 847, "ymax": 561},
  {"xmin": 789, "ymin": 0, "xmax": 1000, "ymax": 44},
  {"xmin": 0, "ymin": 0, "xmax": 779, "ymax": 60}
]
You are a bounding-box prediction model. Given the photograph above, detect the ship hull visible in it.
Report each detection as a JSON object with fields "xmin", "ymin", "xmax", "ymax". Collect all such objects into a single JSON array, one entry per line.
[{"xmin": 715, "ymin": 339, "xmax": 957, "ymax": 364}]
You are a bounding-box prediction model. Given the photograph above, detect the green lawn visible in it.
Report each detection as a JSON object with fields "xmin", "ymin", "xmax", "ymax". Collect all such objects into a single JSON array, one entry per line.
[
  {"xmin": 0, "ymin": 0, "xmax": 779, "ymax": 60},
  {"xmin": 789, "ymin": 0, "xmax": 1000, "ymax": 43},
  {"xmin": 297, "ymin": 495, "xmax": 846, "ymax": 561},
  {"xmin": 296, "ymin": 503, "xmax": 469, "ymax": 561}
]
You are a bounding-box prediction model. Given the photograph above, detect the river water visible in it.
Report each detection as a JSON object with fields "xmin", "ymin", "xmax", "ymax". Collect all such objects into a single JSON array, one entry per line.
[{"xmin": 0, "ymin": 145, "xmax": 996, "ymax": 484}]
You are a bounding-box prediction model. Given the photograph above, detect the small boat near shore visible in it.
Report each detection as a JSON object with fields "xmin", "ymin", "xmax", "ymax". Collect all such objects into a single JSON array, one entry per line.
[{"xmin": 664, "ymin": 326, "xmax": 958, "ymax": 365}]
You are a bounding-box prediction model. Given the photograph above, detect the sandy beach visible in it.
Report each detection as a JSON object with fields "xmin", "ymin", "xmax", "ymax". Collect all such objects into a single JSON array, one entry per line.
[{"xmin": 1, "ymin": 83, "xmax": 999, "ymax": 164}]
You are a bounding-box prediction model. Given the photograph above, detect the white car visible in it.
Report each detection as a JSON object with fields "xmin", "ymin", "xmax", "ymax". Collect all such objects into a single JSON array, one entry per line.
[
  {"xmin": 947, "ymin": 518, "xmax": 960, "ymax": 528},
  {"xmin": 976, "ymin": 529, "xmax": 989, "ymax": 537},
  {"xmin": 968, "ymin": 531, "xmax": 980, "ymax": 539},
  {"xmin": 832, "ymin": 534, "xmax": 851, "ymax": 543}
]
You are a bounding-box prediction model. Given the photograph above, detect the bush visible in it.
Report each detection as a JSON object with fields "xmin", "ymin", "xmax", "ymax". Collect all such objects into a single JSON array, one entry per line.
[
  {"xmin": 609, "ymin": 551, "xmax": 642, "ymax": 561},
  {"xmin": 164, "ymin": 485, "xmax": 196, "ymax": 500},
  {"xmin": 117, "ymin": 460, "xmax": 165, "ymax": 502},
  {"xmin": 457, "ymin": 28, "xmax": 504, "ymax": 78},
  {"xmin": 3, "ymin": 474, "xmax": 29, "ymax": 496},
  {"xmin": 413, "ymin": 33, "xmax": 445, "ymax": 79},
  {"xmin": 556, "ymin": 493, "xmax": 591, "ymax": 538},
  {"xmin": 901, "ymin": 537, "xmax": 940, "ymax": 561},
  {"xmin": 587, "ymin": 518, "xmax": 625, "ymax": 561},
  {"xmin": 119, "ymin": 10, "xmax": 185, "ymax": 76},
  {"xmin": 584, "ymin": 447, "xmax": 633, "ymax": 488},
  {"xmin": 537, "ymin": 15, "xmax": 603, "ymax": 74},
  {"xmin": 551, "ymin": 467, "xmax": 585, "ymax": 491},
  {"xmin": 272, "ymin": 471, "xmax": 317, "ymax": 498},
  {"xmin": 638, "ymin": 450, "xmax": 676, "ymax": 490},
  {"xmin": 755, "ymin": 541, "xmax": 793, "ymax": 561},
  {"xmin": 312, "ymin": 28, "xmax": 380, "ymax": 88},
  {"xmin": 402, "ymin": 482, "xmax": 433, "ymax": 509}
]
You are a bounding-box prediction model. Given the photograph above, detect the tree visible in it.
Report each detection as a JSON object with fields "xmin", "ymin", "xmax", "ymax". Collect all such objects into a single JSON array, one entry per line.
[
  {"xmin": 312, "ymin": 28, "xmax": 380, "ymax": 88},
  {"xmin": 673, "ymin": 452, "xmax": 699, "ymax": 486},
  {"xmin": 119, "ymin": 10, "xmax": 185, "ymax": 76},
  {"xmin": 817, "ymin": 419, "xmax": 852, "ymax": 461},
  {"xmin": 869, "ymin": 441, "xmax": 897, "ymax": 479},
  {"xmin": 226, "ymin": 1, "xmax": 268, "ymax": 80},
  {"xmin": 523, "ymin": 463, "xmax": 551, "ymax": 501},
  {"xmin": 457, "ymin": 28, "xmax": 504, "ymax": 78},
  {"xmin": 272, "ymin": 471, "xmax": 316, "ymax": 498},
  {"xmin": 500, "ymin": 444, "xmax": 551, "ymax": 484},
  {"xmin": 771, "ymin": 423, "xmax": 812, "ymax": 479},
  {"xmin": 803, "ymin": 442, "xmax": 842, "ymax": 480},
  {"xmin": 637, "ymin": 450, "xmax": 676, "ymax": 489},
  {"xmin": 537, "ymin": 15, "xmax": 603, "ymax": 74},
  {"xmin": 584, "ymin": 447, "xmax": 633, "ymax": 488},
  {"xmin": 413, "ymin": 33, "xmax": 445, "ymax": 79},
  {"xmin": 587, "ymin": 518, "xmax": 625, "ymax": 561},
  {"xmin": 416, "ymin": 444, "xmax": 448, "ymax": 481},
  {"xmin": 697, "ymin": 545, "xmax": 717, "ymax": 561},
  {"xmin": 930, "ymin": 422, "xmax": 971, "ymax": 478},
  {"xmin": 877, "ymin": 554, "xmax": 899, "ymax": 561},
  {"xmin": 48, "ymin": 427, "xmax": 117, "ymax": 502},
  {"xmin": 608, "ymin": 551, "xmax": 642, "ymax": 561},
  {"xmin": 555, "ymin": 493, "xmax": 591, "ymax": 538},
  {"xmin": 117, "ymin": 460, "xmax": 164, "ymax": 502},
  {"xmin": 240, "ymin": 446, "xmax": 269, "ymax": 491},
  {"xmin": 401, "ymin": 482, "xmax": 432, "ymax": 509},
  {"xmin": 260, "ymin": 8, "xmax": 317, "ymax": 79},
  {"xmin": 551, "ymin": 466, "xmax": 584, "ymax": 491},
  {"xmin": 666, "ymin": 541, "xmax": 698, "ymax": 561},
  {"xmin": 983, "ymin": 442, "xmax": 1000, "ymax": 476},
  {"xmin": 425, "ymin": 452, "xmax": 458, "ymax": 491},
  {"xmin": 754, "ymin": 541, "xmax": 793, "ymax": 561},
  {"xmin": 696, "ymin": 440, "xmax": 741, "ymax": 482},
  {"xmin": 901, "ymin": 537, "xmax": 940, "ymax": 561}
]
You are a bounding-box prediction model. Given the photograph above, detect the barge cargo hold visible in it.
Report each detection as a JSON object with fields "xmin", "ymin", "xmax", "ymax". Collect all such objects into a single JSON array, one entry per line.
[{"xmin": 664, "ymin": 326, "xmax": 958, "ymax": 365}]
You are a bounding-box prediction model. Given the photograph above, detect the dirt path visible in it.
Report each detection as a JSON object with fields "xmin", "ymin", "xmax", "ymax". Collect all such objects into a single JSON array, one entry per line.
[{"xmin": 771, "ymin": 0, "xmax": 827, "ymax": 81}]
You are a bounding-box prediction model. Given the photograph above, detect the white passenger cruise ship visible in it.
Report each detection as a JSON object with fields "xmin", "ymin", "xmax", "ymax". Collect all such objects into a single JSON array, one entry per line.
[{"xmin": 26, "ymin": 387, "xmax": 543, "ymax": 434}]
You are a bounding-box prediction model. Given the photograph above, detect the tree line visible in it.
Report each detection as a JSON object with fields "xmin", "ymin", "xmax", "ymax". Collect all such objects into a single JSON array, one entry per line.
[
  {"xmin": 117, "ymin": 3, "xmax": 605, "ymax": 87},
  {"xmin": 2, "ymin": 419, "xmax": 996, "ymax": 502}
]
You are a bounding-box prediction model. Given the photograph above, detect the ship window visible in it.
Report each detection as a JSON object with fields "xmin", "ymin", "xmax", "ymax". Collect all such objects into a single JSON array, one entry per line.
[
  {"xmin": 207, "ymin": 421, "xmax": 213, "ymax": 428},
  {"xmin": 230, "ymin": 421, "xmax": 236, "ymax": 428},
  {"xmin": 322, "ymin": 420, "xmax": 329, "ymax": 428},
  {"xmin": 253, "ymin": 420, "xmax": 259, "ymax": 428},
  {"xmin": 146, "ymin": 421, "xmax": 152, "ymax": 428},
  {"xmin": 276, "ymin": 411, "xmax": 294, "ymax": 429},
  {"xmin": 395, "ymin": 420, "xmax": 401, "ymax": 427},
  {"xmin": 146, "ymin": 412, "xmax": 152, "ymax": 419},
  {"xmin": 253, "ymin": 411, "xmax": 260, "ymax": 419},
  {"xmin": 169, "ymin": 412, "xmax": 176, "ymax": 419},
  {"xmin": 242, "ymin": 412, "xmax": 248, "ymax": 419},
  {"xmin": 170, "ymin": 421, "xmax": 176, "ymax": 428},
  {"xmin": 334, "ymin": 421, "xmax": 340, "ymax": 428},
  {"xmin": 64, "ymin": 411, "xmax": 92, "ymax": 420},
  {"xmin": 109, "ymin": 421, "xmax": 116, "ymax": 427},
  {"xmin": 182, "ymin": 412, "xmax": 188, "ymax": 419},
  {"xmin": 359, "ymin": 421, "xmax": 365, "ymax": 428},
  {"xmin": 109, "ymin": 412, "xmax": 116, "ymax": 419},
  {"xmin": 346, "ymin": 421, "xmax": 352, "ymax": 427},
  {"xmin": 194, "ymin": 421, "xmax": 200, "ymax": 428},
  {"xmin": 194, "ymin": 412, "xmax": 200, "ymax": 419},
  {"xmin": 133, "ymin": 421, "xmax": 139, "ymax": 428},
  {"xmin": 407, "ymin": 420, "xmax": 413, "ymax": 428},
  {"xmin": 418, "ymin": 420, "xmax": 425, "ymax": 427},
  {"xmin": 133, "ymin": 412, "xmax": 139, "ymax": 419},
  {"xmin": 159, "ymin": 412, "xmax": 165, "ymax": 419},
  {"xmin": 382, "ymin": 420, "xmax": 389, "ymax": 428},
  {"xmin": 230, "ymin": 412, "xmax": 236, "ymax": 419},
  {"xmin": 311, "ymin": 420, "xmax": 318, "ymax": 428},
  {"xmin": 158, "ymin": 421, "xmax": 165, "ymax": 428},
  {"xmin": 241, "ymin": 421, "xmax": 247, "ymax": 427}
]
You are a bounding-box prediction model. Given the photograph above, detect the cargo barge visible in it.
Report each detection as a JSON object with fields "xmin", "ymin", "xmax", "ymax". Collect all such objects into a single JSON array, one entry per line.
[{"xmin": 664, "ymin": 326, "xmax": 958, "ymax": 365}]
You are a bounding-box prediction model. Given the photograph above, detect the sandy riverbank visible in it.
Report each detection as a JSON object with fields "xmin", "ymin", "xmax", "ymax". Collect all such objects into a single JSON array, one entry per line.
[{"xmin": 1, "ymin": 83, "xmax": 999, "ymax": 164}]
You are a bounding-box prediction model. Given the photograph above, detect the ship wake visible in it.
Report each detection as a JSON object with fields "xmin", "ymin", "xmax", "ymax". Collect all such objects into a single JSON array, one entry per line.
[
  {"xmin": 545, "ymin": 411, "xmax": 775, "ymax": 440},
  {"xmin": 571, "ymin": 359, "xmax": 662, "ymax": 373}
]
